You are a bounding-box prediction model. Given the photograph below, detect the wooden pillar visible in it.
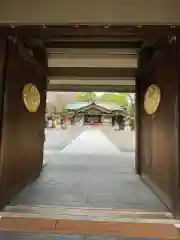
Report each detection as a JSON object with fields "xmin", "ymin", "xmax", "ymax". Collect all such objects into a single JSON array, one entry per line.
[
  {"xmin": 0, "ymin": 38, "xmax": 8, "ymax": 208},
  {"xmin": 174, "ymin": 33, "xmax": 180, "ymax": 216}
]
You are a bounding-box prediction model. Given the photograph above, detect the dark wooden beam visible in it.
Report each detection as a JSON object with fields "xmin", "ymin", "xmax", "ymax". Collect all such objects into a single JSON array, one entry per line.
[
  {"xmin": 0, "ymin": 25, "xmax": 178, "ymax": 41},
  {"xmin": 48, "ymin": 67, "xmax": 136, "ymax": 78},
  {"xmin": 45, "ymin": 41, "xmax": 142, "ymax": 49},
  {"xmin": 47, "ymin": 84, "xmax": 135, "ymax": 92}
]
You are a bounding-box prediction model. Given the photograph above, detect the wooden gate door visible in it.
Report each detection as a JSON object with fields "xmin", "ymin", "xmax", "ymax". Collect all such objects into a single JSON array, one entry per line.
[
  {"xmin": 0, "ymin": 36, "xmax": 180, "ymax": 239},
  {"xmin": 136, "ymin": 37, "xmax": 180, "ymax": 215},
  {"xmin": 0, "ymin": 37, "xmax": 47, "ymax": 208}
]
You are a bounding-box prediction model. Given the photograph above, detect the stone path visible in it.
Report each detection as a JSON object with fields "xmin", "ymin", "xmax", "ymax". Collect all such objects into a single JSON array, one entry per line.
[
  {"xmin": 0, "ymin": 233, "xmax": 159, "ymax": 240},
  {"xmin": 1, "ymin": 127, "xmax": 168, "ymax": 239},
  {"xmin": 61, "ymin": 128, "xmax": 121, "ymax": 155},
  {"xmin": 9, "ymin": 127, "xmax": 166, "ymax": 211}
]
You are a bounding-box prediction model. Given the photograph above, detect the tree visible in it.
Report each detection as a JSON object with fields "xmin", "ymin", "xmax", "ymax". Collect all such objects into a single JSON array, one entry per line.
[
  {"xmin": 46, "ymin": 92, "xmax": 77, "ymax": 113},
  {"xmin": 99, "ymin": 93, "xmax": 128, "ymax": 105},
  {"xmin": 99, "ymin": 93, "xmax": 135, "ymax": 130},
  {"xmin": 123, "ymin": 94, "xmax": 135, "ymax": 130},
  {"xmin": 75, "ymin": 92, "xmax": 97, "ymax": 102},
  {"xmin": 60, "ymin": 107, "xmax": 68, "ymax": 117}
]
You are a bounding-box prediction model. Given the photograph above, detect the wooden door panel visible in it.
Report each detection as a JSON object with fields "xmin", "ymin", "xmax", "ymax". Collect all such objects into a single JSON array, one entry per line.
[
  {"xmin": 0, "ymin": 38, "xmax": 47, "ymax": 208},
  {"xmin": 137, "ymin": 40, "xmax": 178, "ymax": 214}
]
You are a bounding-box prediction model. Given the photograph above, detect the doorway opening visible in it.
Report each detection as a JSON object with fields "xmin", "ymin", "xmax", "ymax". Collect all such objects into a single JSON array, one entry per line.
[
  {"xmin": 6, "ymin": 90, "xmax": 167, "ymax": 213},
  {"xmin": 0, "ymin": 24, "xmax": 180, "ymax": 238}
]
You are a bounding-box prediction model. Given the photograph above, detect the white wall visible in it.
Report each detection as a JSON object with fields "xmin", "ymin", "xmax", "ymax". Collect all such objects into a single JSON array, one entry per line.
[
  {"xmin": 103, "ymin": 116, "xmax": 112, "ymax": 124},
  {"xmin": 0, "ymin": 0, "xmax": 180, "ymax": 24}
]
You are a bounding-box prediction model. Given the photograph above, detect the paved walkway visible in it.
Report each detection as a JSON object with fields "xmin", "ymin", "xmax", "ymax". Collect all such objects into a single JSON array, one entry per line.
[
  {"xmin": 10, "ymin": 127, "xmax": 166, "ymax": 211},
  {"xmin": 0, "ymin": 233, "xmax": 159, "ymax": 239},
  {"xmin": 61, "ymin": 128, "xmax": 121, "ymax": 155},
  {"xmin": 44, "ymin": 126, "xmax": 84, "ymax": 152},
  {"xmin": 101, "ymin": 126, "xmax": 135, "ymax": 152}
]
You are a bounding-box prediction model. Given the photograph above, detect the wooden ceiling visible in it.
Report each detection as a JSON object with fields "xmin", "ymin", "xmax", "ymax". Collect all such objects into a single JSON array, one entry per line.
[
  {"xmin": 47, "ymin": 45, "xmax": 138, "ymax": 92},
  {"xmin": 1, "ymin": 24, "xmax": 178, "ymax": 92}
]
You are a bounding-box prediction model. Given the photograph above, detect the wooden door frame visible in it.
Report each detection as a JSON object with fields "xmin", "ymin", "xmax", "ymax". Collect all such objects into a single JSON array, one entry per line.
[{"xmin": 0, "ymin": 24, "xmax": 180, "ymax": 215}]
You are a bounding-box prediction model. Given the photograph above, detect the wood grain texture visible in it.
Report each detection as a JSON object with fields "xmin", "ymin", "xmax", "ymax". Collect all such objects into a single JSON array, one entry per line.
[
  {"xmin": 0, "ymin": 39, "xmax": 8, "ymax": 207},
  {"xmin": 0, "ymin": 215, "xmax": 179, "ymax": 238},
  {"xmin": 137, "ymin": 39, "xmax": 179, "ymax": 215},
  {"xmin": 0, "ymin": 38, "xmax": 47, "ymax": 209}
]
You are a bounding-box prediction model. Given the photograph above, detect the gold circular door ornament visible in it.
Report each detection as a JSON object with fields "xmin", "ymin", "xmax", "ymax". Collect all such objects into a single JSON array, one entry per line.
[
  {"xmin": 23, "ymin": 83, "xmax": 40, "ymax": 112},
  {"xmin": 144, "ymin": 84, "xmax": 161, "ymax": 115}
]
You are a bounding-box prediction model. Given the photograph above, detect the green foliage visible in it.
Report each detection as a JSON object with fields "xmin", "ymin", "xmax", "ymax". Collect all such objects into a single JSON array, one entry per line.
[
  {"xmin": 123, "ymin": 94, "xmax": 135, "ymax": 130},
  {"xmin": 99, "ymin": 93, "xmax": 128, "ymax": 106},
  {"xmin": 98, "ymin": 92, "xmax": 135, "ymax": 130},
  {"xmin": 60, "ymin": 107, "xmax": 68, "ymax": 117},
  {"xmin": 75, "ymin": 92, "xmax": 97, "ymax": 102}
]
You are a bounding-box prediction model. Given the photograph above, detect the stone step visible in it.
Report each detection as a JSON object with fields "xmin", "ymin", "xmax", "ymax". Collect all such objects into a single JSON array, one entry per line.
[
  {"xmin": 4, "ymin": 205, "xmax": 174, "ymax": 219},
  {"xmin": 0, "ymin": 232, "xmax": 166, "ymax": 240},
  {"xmin": 0, "ymin": 205, "xmax": 179, "ymax": 239}
]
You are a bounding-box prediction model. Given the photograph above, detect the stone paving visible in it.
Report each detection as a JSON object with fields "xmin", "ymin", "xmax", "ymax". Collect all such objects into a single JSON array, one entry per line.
[
  {"xmin": 44, "ymin": 126, "xmax": 85, "ymax": 152},
  {"xmin": 1, "ymin": 127, "xmax": 165, "ymax": 239},
  {"xmin": 0, "ymin": 233, "xmax": 160, "ymax": 240},
  {"xmin": 61, "ymin": 128, "xmax": 121, "ymax": 155},
  {"xmin": 101, "ymin": 126, "xmax": 135, "ymax": 152},
  {"xmin": 10, "ymin": 126, "xmax": 166, "ymax": 211}
]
